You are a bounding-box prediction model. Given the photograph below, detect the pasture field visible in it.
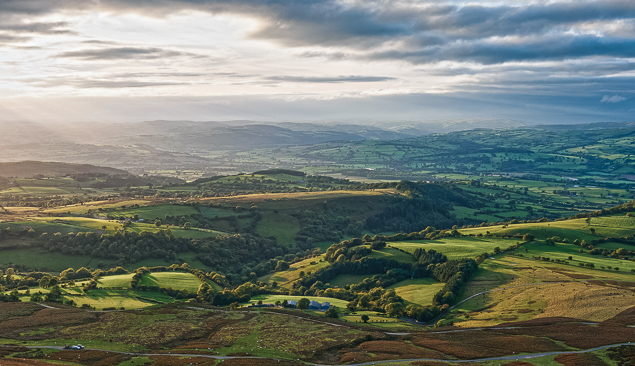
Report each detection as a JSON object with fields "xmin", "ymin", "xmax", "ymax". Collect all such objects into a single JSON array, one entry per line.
[
  {"xmin": 110, "ymin": 204, "xmax": 199, "ymax": 220},
  {"xmin": 387, "ymin": 278, "xmax": 445, "ymax": 306},
  {"xmin": 24, "ymin": 216, "xmax": 219, "ymax": 239},
  {"xmin": 339, "ymin": 310, "xmax": 417, "ymax": 329},
  {"xmin": 371, "ymin": 247, "xmax": 414, "ymax": 263},
  {"xmin": 0, "ymin": 248, "xmax": 116, "ymax": 272},
  {"xmin": 255, "ymin": 212, "xmax": 300, "ymax": 247},
  {"xmin": 71, "ymin": 289, "xmax": 163, "ymax": 310},
  {"xmin": 0, "ymin": 247, "xmax": 212, "ymax": 274},
  {"xmin": 198, "ymin": 206, "xmax": 239, "ymax": 218},
  {"xmin": 522, "ymin": 241, "xmax": 635, "ymax": 272},
  {"xmin": 259, "ymin": 255, "xmax": 329, "ymax": 287},
  {"xmin": 328, "ymin": 274, "xmax": 370, "ymax": 287},
  {"xmin": 139, "ymin": 272, "xmax": 203, "ymax": 292},
  {"xmin": 43, "ymin": 199, "xmax": 152, "ymax": 215},
  {"xmin": 459, "ymin": 218, "xmax": 600, "ymax": 241},
  {"xmin": 98, "ymin": 274, "xmax": 135, "ymax": 288},
  {"xmin": 388, "ymin": 237, "xmax": 519, "ymax": 259},
  {"xmin": 1, "ymin": 220, "xmax": 91, "ymax": 235}
]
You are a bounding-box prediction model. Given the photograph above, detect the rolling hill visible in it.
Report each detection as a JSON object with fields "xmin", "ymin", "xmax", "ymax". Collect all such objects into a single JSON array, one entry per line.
[{"xmin": 0, "ymin": 161, "xmax": 129, "ymax": 178}]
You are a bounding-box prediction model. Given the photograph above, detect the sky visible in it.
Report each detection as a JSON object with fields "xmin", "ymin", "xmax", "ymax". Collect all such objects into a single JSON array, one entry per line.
[{"xmin": 0, "ymin": 0, "xmax": 634, "ymax": 124}]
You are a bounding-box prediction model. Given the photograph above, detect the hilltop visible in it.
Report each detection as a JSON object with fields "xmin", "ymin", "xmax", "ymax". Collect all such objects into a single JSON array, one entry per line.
[{"xmin": 0, "ymin": 161, "xmax": 129, "ymax": 178}]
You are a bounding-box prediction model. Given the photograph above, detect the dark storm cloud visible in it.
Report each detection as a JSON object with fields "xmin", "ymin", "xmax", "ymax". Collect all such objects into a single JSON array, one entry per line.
[
  {"xmin": 3, "ymin": 0, "xmax": 635, "ymax": 64},
  {"xmin": 266, "ymin": 75, "xmax": 395, "ymax": 83},
  {"xmin": 369, "ymin": 35, "xmax": 635, "ymax": 64},
  {"xmin": 56, "ymin": 47, "xmax": 199, "ymax": 60}
]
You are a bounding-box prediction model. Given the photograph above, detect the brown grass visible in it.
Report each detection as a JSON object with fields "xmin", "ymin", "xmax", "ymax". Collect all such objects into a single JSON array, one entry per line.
[
  {"xmin": 601, "ymin": 306, "xmax": 635, "ymax": 327},
  {"xmin": 339, "ymin": 340, "xmax": 445, "ymax": 363},
  {"xmin": 0, "ymin": 346, "xmax": 29, "ymax": 357},
  {"xmin": 220, "ymin": 359, "xmax": 305, "ymax": 366},
  {"xmin": 42, "ymin": 350, "xmax": 131, "ymax": 366},
  {"xmin": 458, "ymin": 280, "xmax": 635, "ymax": 327},
  {"xmin": 412, "ymin": 362, "xmax": 476, "ymax": 366},
  {"xmin": 553, "ymin": 271, "xmax": 594, "ymax": 279},
  {"xmin": 411, "ymin": 331, "xmax": 566, "ymax": 359},
  {"xmin": 0, "ymin": 303, "xmax": 42, "ymax": 321},
  {"xmin": 554, "ymin": 353, "xmax": 608, "ymax": 366},
  {"xmin": 148, "ymin": 355, "xmax": 217, "ymax": 365},
  {"xmin": 499, "ymin": 318, "xmax": 635, "ymax": 349},
  {"xmin": 0, "ymin": 359, "xmax": 59, "ymax": 366},
  {"xmin": 0, "ymin": 307, "xmax": 98, "ymax": 338}
]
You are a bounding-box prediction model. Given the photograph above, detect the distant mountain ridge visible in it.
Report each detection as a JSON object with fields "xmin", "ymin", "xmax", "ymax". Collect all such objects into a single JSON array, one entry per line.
[{"xmin": 0, "ymin": 161, "xmax": 129, "ymax": 178}]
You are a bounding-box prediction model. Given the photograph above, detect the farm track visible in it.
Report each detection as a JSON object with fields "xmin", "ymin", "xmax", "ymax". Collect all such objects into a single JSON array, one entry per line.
[{"xmin": 3, "ymin": 342, "xmax": 633, "ymax": 365}]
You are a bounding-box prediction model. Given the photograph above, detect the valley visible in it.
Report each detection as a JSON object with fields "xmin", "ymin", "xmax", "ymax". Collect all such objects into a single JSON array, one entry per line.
[{"xmin": 1, "ymin": 124, "xmax": 635, "ymax": 365}]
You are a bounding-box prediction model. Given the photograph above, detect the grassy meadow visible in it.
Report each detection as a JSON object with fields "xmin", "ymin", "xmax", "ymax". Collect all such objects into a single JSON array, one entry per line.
[{"xmin": 389, "ymin": 237, "xmax": 519, "ymax": 260}]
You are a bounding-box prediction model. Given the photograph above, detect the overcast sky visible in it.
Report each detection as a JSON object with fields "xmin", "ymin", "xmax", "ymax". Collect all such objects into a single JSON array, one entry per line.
[{"xmin": 1, "ymin": 0, "xmax": 634, "ymax": 124}]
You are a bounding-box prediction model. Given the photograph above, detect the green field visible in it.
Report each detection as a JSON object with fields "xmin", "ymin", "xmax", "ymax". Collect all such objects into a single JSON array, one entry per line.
[
  {"xmin": 113, "ymin": 204, "xmax": 199, "ymax": 220},
  {"xmin": 97, "ymin": 273, "xmax": 135, "ymax": 288},
  {"xmin": 139, "ymin": 272, "xmax": 203, "ymax": 292},
  {"xmin": 259, "ymin": 255, "xmax": 329, "ymax": 287},
  {"xmin": 523, "ymin": 241, "xmax": 635, "ymax": 272},
  {"xmin": 339, "ymin": 310, "xmax": 416, "ymax": 329},
  {"xmin": 0, "ymin": 248, "xmax": 116, "ymax": 273},
  {"xmin": 389, "ymin": 237, "xmax": 520, "ymax": 259},
  {"xmin": 23, "ymin": 216, "xmax": 218, "ymax": 239},
  {"xmin": 328, "ymin": 274, "xmax": 370, "ymax": 287},
  {"xmin": 388, "ymin": 278, "xmax": 446, "ymax": 306},
  {"xmin": 460, "ymin": 219, "xmax": 599, "ymax": 241},
  {"xmin": 70, "ymin": 289, "xmax": 166, "ymax": 310},
  {"xmin": 255, "ymin": 212, "xmax": 300, "ymax": 247},
  {"xmin": 371, "ymin": 247, "xmax": 414, "ymax": 263}
]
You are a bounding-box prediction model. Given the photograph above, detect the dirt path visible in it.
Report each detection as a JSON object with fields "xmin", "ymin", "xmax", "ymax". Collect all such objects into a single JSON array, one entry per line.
[{"xmin": 3, "ymin": 342, "xmax": 632, "ymax": 365}]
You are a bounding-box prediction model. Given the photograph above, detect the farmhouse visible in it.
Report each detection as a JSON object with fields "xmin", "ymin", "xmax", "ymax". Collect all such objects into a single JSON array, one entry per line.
[
  {"xmin": 287, "ymin": 300, "xmax": 297, "ymax": 307},
  {"xmin": 309, "ymin": 300, "xmax": 321, "ymax": 310}
]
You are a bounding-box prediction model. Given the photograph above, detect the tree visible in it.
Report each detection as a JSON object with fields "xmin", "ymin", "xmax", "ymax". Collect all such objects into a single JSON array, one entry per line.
[
  {"xmin": 44, "ymin": 286, "xmax": 63, "ymax": 303},
  {"xmin": 493, "ymin": 247, "xmax": 501, "ymax": 255},
  {"xmin": 275, "ymin": 261, "xmax": 290, "ymax": 271},
  {"xmin": 30, "ymin": 291, "xmax": 43, "ymax": 302},
  {"xmin": 361, "ymin": 314, "xmax": 370, "ymax": 323},
  {"xmin": 39, "ymin": 276, "xmax": 50, "ymax": 288},
  {"xmin": 325, "ymin": 308, "xmax": 339, "ymax": 318},
  {"xmin": 298, "ymin": 298, "xmax": 310, "ymax": 309},
  {"xmin": 522, "ymin": 234, "xmax": 535, "ymax": 242}
]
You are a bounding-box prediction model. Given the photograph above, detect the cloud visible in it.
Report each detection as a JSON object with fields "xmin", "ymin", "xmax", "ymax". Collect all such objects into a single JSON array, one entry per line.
[
  {"xmin": 3, "ymin": 0, "xmax": 635, "ymax": 64},
  {"xmin": 0, "ymin": 21, "xmax": 74, "ymax": 35},
  {"xmin": 27, "ymin": 77, "xmax": 189, "ymax": 89},
  {"xmin": 0, "ymin": 33, "xmax": 30, "ymax": 43},
  {"xmin": 55, "ymin": 47, "xmax": 199, "ymax": 60},
  {"xmin": 601, "ymin": 95, "xmax": 627, "ymax": 103},
  {"xmin": 266, "ymin": 75, "xmax": 395, "ymax": 83}
]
